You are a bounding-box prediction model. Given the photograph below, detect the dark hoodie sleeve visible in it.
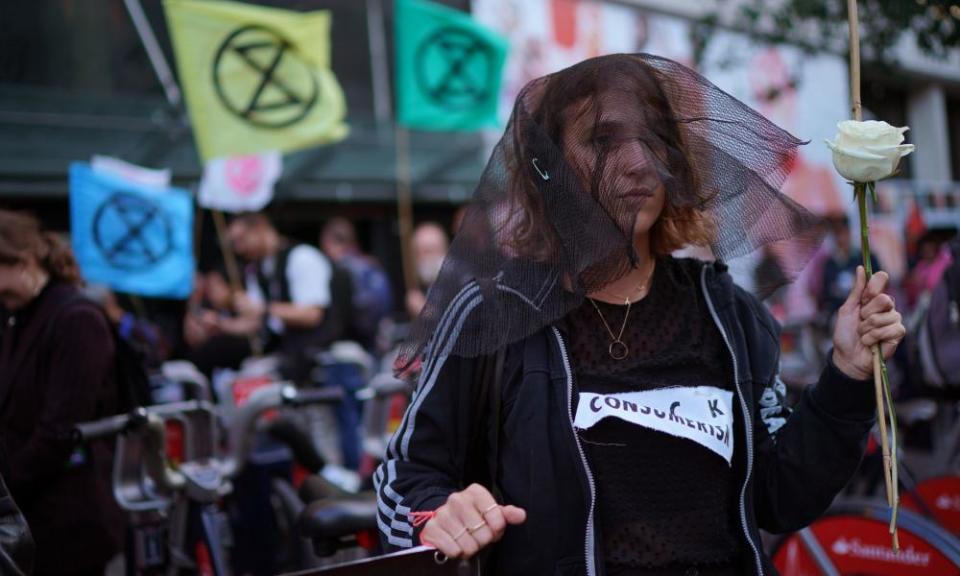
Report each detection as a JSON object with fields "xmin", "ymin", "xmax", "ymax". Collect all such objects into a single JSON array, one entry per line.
[
  {"xmin": 750, "ymin": 314, "xmax": 875, "ymax": 533},
  {"xmin": 374, "ymin": 349, "xmax": 486, "ymax": 549}
]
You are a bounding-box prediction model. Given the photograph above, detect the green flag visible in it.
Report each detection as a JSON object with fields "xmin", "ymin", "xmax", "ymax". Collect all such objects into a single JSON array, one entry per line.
[{"xmin": 395, "ymin": 0, "xmax": 508, "ymax": 131}]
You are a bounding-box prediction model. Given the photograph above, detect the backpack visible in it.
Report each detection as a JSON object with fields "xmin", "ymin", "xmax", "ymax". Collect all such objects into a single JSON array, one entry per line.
[
  {"xmin": 339, "ymin": 255, "xmax": 393, "ymax": 346},
  {"xmin": 42, "ymin": 293, "xmax": 153, "ymax": 413},
  {"xmin": 917, "ymin": 238, "xmax": 960, "ymax": 389},
  {"xmin": 111, "ymin": 318, "xmax": 155, "ymax": 410}
]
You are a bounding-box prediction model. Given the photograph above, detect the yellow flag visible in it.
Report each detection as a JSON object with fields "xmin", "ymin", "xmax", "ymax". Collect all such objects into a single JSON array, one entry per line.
[{"xmin": 164, "ymin": 0, "xmax": 348, "ymax": 161}]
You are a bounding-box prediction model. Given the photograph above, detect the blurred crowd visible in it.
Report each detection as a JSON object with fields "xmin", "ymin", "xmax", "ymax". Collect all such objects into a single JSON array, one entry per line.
[
  {"xmin": 0, "ymin": 208, "xmax": 457, "ymax": 575},
  {"xmin": 0, "ymin": 205, "xmax": 957, "ymax": 575},
  {"xmin": 758, "ymin": 213, "xmax": 959, "ymax": 398}
]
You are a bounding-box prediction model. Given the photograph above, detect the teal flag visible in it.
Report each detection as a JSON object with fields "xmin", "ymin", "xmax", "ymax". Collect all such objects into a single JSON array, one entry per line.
[{"xmin": 395, "ymin": 0, "xmax": 508, "ymax": 131}]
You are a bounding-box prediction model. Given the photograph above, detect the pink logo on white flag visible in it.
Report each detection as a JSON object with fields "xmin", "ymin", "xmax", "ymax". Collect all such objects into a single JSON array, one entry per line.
[
  {"xmin": 224, "ymin": 155, "xmax": 265, "ymax": 197},
  {"xmin": 199, "ymin": 151, "xmax": 282, "ymax": 212}
]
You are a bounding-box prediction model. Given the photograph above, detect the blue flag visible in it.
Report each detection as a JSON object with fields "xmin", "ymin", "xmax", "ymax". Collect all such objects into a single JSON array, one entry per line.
[{"xmin": 70, "ymin": 162, "xmax": 195, "ymax": 299}]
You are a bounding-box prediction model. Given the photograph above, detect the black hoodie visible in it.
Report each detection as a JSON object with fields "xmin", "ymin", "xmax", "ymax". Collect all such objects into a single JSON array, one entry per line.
[{"xmin": 376, "ymin": 259, "xmax": 875, "ymax": 576}]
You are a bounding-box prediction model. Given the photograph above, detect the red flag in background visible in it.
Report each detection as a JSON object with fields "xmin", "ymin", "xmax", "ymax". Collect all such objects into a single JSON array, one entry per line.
[
  {"xmin": 551, "ymin": 0, "xmax": 579, "ymax": 47},
  {"xmin": 905, "ymin": 198, "xmax": 927, "ymax": 259}
]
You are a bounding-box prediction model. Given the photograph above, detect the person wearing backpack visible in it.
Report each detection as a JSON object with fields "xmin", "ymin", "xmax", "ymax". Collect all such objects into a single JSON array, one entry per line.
[
  {"xmin": 227, "ymin": 213, "xmax": 334, "ymax": 380},
  {"xmin": 916, "ymin": 234, "xmax": 960, "ymax": 389},
  {"xmin": 0, "ymin": 210, "xmax": 124, "ymax": 575},
  {"xmin": 320, "ymin": 217, "xmax": 394, "ymax": 351}
]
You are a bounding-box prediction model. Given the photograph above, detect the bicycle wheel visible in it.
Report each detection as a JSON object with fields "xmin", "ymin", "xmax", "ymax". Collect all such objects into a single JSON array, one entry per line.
[
  {"xmin": 770, "ymin": 499, "xmax": 960, "ymax": 575},
  {"xmin": 902, "ymin": 475, "xmax": 960, "ymax": 537}
]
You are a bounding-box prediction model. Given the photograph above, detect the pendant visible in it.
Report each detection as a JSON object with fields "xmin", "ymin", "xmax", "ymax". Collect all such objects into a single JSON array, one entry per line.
[{"xmin": 608, "ymin": 340, "xmax": 629, "ymax": 360}]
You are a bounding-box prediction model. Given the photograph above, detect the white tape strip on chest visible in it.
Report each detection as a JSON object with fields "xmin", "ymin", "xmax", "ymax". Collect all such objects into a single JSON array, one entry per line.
[{"xmin": 574, "ymin": 386, "xmax": 735, "ymax": 465}]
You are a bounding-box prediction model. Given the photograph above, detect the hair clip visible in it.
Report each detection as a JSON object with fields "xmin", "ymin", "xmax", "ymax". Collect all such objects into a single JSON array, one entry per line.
[{"xmin": 532, "ymin": 158, "xmax": 550, "ymax": 181}]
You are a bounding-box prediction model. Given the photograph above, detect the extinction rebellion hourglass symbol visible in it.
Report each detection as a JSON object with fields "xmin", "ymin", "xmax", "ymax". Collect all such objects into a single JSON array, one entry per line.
[
  {"xmin": 93, "ymin": 192, "xmax": 174, "ymax": 270},
  {"xmin": 416, "ymin": 27, "xmax": 496, "ymax": 110},
  {"xmin": 213, "ymin": 25, "xmax": 319, "ymax": 129}
]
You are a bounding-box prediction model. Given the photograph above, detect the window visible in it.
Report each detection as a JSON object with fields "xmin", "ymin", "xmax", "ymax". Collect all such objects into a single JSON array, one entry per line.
[{"xmin": 861, "ymin": 75, "xmax": 913, "ymax": 179}]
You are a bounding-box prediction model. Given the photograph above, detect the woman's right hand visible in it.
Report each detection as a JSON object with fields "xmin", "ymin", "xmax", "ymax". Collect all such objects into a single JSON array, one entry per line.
[{"xmin": 420, "ymin": 483, "xmax": 526, "ymax": 559}]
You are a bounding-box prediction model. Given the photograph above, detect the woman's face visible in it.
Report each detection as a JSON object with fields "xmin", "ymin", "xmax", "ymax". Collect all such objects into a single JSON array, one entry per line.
[
  {"xmin": 0, "ymin": 259, "xmax": 38, "ymax": 311},
  {"xmin": 561, "ymin": 91, "xmax": 667, "ymax": 240}
]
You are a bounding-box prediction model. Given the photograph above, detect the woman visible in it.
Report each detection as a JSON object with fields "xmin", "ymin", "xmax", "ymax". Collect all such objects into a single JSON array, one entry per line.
[
  {"xmin": 375, "ymin": 55, "xmax": 906, "ymax": 576},
  {"xmin": 0, "ymin": 210, "xmax": 124, "ymax": 575}
]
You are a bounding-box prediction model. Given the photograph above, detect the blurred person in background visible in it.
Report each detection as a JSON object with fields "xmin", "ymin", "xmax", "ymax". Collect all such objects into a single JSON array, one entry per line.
[
  {"xmin": 182, "ymin": 268, "xmax": 257, "ymax": 380},
  {"xmin": 753, "ymin": 244, "xmax": 789, "ymax": 322},
  {"xmin": 904, "ymin": 229, "xmax": 956, "ymax": 312},
  {"xmin": 818, "ymin": 215, "xmax": 880, "ymax": 323},
  {"xmin": 320, "ymin": 217, "xmax": 393, "ymax": 351},
  {"xmin": 0, "ymin": 210, "xmax": 123, "ymax": 575},
  {"xmin": 228, "ymin": 213, "xmax": 333, "ymax": 381},
  {"xmin": 405, "ymin": 222, "xmax": 449, "ymax": 319}
]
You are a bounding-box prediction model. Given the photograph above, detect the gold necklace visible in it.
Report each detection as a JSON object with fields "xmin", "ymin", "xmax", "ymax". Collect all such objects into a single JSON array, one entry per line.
[
  {"xmin": 588, "ymin": 261, "xmax": 656, "ymax": 360},
  {"xmin": 588, "ymin": 297, "xmax": 631, "ymax": 360}
]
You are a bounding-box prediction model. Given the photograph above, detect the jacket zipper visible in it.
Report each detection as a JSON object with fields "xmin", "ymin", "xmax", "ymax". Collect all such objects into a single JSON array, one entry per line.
[
  {"xmin": 551, "ymin": 327, "xmax": 598, "ymax": 576},
  {"xmin": 699, "ymin": 265, "xmax": 765, "ymax": 576}
]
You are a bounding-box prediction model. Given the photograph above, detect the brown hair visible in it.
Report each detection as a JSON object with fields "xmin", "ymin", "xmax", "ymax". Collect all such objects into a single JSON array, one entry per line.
[
  {"xmin": 321, "ymin": 217, "xmax": 357, "ymax": 248},
  {"xmin": 229, "ymin": 212, "xmax": 274, "ymax": 231},
  {"xmin": 502, "ymin": 54, "xmax": 715, "ymax": 260},
  {"xmin": 649, "ymin": 195, "xmax": 716, "ymax": 255},
  {"xmin": 0, "ymin": 209, "xmax": 81, "ymax": 284}
]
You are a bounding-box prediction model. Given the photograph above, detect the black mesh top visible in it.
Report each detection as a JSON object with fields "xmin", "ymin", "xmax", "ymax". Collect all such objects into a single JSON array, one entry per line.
[{"xmin": 568, "ymin": 257, "xmax": 742, "ymax": 574}]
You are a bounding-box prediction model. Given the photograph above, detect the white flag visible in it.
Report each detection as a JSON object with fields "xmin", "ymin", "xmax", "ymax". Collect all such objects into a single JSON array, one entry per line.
[
  {"xmin": 91, "ymin": 155, "xmax": 171, "ymax": 189},
  {"xmin": 198, "ymin": 152, "xmax": 282, "ymax": 212}
]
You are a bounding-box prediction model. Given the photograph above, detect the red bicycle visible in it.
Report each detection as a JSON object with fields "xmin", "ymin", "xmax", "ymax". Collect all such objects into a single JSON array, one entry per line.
[{"xmin": 771, "ymin": 500, "xmax": 960, "ymax": 575}]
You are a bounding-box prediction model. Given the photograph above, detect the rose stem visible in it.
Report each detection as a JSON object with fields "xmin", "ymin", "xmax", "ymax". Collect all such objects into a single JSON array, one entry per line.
[{"xmin": 857, "ymin": 183, "xmax": 893, "ymax": 507}]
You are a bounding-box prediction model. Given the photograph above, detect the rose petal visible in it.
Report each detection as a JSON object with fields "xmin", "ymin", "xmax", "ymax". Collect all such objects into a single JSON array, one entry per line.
[
  {"xmin": 830, "ymin": 146, "xmax": 895, "ymax": 182},
  {"xmin": 830, "ymin": 144, "xmax": 887, "ymax": 160},
  {"xmin": 861, "ymin": 144, "xmax": 915, "ymax": 157},
  {"xmin": 836, "ymin": 120, "xmax": 909, "ymax": 147}
]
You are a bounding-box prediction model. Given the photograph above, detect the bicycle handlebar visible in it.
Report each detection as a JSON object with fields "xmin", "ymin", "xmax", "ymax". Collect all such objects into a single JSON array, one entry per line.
[
  {"xmin": 75, "ymin": 385, "xmax": 347, "ymax": 498},
  {"xmin": 73, "ymin": 401, "xmax": 211, "ymax": 442},
  {"xmin": 225, "ymin": 384, "xmax": 343, "ymax": 477},
  {"xmin": 74, "ymin": 409, "xmax": 146, "ymax": 441},
  {"xmin": 282, "ymin": 385, "xmax": 344, "ymax": 407},
  {"xmin": 75, "ymin": 406, "xmax": 192, "ymax": 495},
  {"xmin": 355, "ymin": 373, "xmax": 411, "ymax": 401},
  {"xmin": 265, "ymin": 416, "xmax": 326, "ymax": 473}
]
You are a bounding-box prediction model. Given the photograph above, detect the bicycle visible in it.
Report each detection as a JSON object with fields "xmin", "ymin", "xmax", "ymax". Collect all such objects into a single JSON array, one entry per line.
[
  {"xmin": 74, "ymin": 383, "xmax": 342, "ymax": 576},
  {"xmin": 770, "ymin": 499, "xmax": 960, "ymax": 575},
  {"xmin": 264, "ymin": 369, "xmax": 413, "ymax": 572}
]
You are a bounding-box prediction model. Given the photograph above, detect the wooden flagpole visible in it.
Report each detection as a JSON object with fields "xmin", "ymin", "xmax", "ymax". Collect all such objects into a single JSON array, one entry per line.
[
  {"xmin": 211, "ymin": 208, "xmax": 262, "ymax": 356},
  {"xmin": 395, "ymin": 127, "xmax": 419, "ymax": 296},
  {"xmin": 847, "ymin": 0, "xmax": 899, "ymax": 550}
]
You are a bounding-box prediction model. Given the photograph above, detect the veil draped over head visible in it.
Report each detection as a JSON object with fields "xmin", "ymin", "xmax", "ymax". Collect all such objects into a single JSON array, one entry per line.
[{"xmin": 398, "ymin": 53, "xmax": 823, "ymax": 371}]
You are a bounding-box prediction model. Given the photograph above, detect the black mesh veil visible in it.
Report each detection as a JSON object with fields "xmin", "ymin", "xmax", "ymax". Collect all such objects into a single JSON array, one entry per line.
[{"xmin": 399, "ymin": 53, "xmax": 823, "ymax": 369}]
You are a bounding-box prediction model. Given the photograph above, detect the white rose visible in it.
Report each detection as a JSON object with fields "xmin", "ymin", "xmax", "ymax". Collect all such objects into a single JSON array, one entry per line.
[{"xmin": 824, "ymin": 120, "xmax": 915, "ymax": 183}]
